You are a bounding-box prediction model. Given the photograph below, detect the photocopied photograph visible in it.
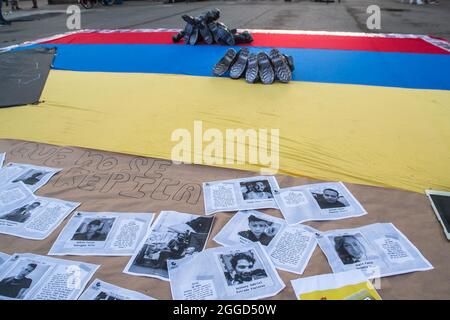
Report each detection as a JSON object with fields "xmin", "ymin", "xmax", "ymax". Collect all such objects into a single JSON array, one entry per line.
[
  {"xmin": 316, "ymin": 223, "xmax": 434, "ymax": 278},
  {"xmin": 71, "ymin": 217, "xmax": 115, "ymax": 242},
  {"xmin": 0, "ymin": 201, "xmax": 41, "ymax": 223},
  {"xmin": 273, "ymin": 182, "xmax": 367, "ymax": 225},
  {"xmin": 49, "ymin": 211, "xmax": 154, "ymax": 256},
  {"xmin": 240, "ymin": 180, "xmax": 274, "ymax": 201},
  {"xmin": 291, "ymin": 270, "xmax": 382, "ymax": 300},
  {"xmin": 124, "ymin": 211, "xmax": 214, "ymax": 281},
  {"xmin": 0, "ymin": 260, "xmax": 50, "ymax": 299},
  {"xmin": 0, "ymin": 182, "xmax": 36, "ymax": 215},
  {"xmin": 311, "ymin": 187, "xmax": 349, "ymax": 209},
  {"xmin": 0, "ymin": 196, "xmax": 80, "ymax": 240},
  {"xmin": 169, "ymin": 243, "xmax": 285, "ymax": 300},
  {"xmin": 332, "ymin": 233, "xmax": 371, "ymax": 265},
  {"xmin": 425, "ymin": 189, "xmax": 450, "ymax": 240},
  {"xmin": 218, "ymin": 249, "xmax": 268, "ymax": 286},
  {"xmin": 214, "ymin": 210, "xmax": 285, "ymax": 247},
  {"xmin": 214, "ymin": 210, "xmax": 318, "ymax": 275},
  {"xmin": 78, "ymin": 279, "xmax": 155, "ymax": 300},
  {"xmin": 238, "ymin": 215, "xmax": 278, "ymax": 245},
  {"xmin": 203, "ymin": 176, "xmax": 280, "ymax": 215},
  {"xmin": 0, "ymin": 253, "xmax": 99, "ymax": 300},
  {"xmin": 0, "ymin": 163, "xmax": 61, "ymax": 192},
  {"xmin": 0, "ymin": 153, "xmax": 4, "ymax": 168}
]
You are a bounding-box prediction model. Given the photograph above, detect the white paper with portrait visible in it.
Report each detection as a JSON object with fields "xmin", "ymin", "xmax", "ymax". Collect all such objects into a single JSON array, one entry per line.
[
  {"xmin": 203, "ymin": 176, "xmax": 280, "ymax": 215},
  {"xmin": 78, "ymin": 279, "xmax": 155, "ymax": 300},
  {"xmin": 214, "ymin": 210, "xmax": 317, "ymax": 274},
  {"xmin": 316, "ymin": 223, "xmax": 433, "ymax": 278},
  {"xmin": 273, "ymin": 182, "xmax": 367, "ymax": 225},
  {"xmin": 0, "ymin": 163, "xmax": 61, "ymax": 192},
  {"xmin": 0, "ymin": 196, "xmax": 80, "ymax": 240},
  {"xmin": 0, "ymin": 253, "xmax": 99, "ymax": 300},
  {"xmin": 169, "ymin": 243, "xmax": 285, "ymax": 300},
  {"xmin": 49, "ymin": 211, "xmax": 154, "ymax": 256},
  {"xmin": 0, "ymin": 182, "xmax": 36, "ymax": 214},
  {"xmin": 124, "ymin": 211, "xmax": 214, "ymax": 281},
  {"xmin": 0, "ymin": 153, "xmax": 4, "ymax": 168},
  {"xmin": 0, "ymin": 252, "xmax": 10, "ymax": 267}
]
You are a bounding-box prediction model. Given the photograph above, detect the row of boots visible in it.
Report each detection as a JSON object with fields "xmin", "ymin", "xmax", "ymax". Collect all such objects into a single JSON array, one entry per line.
[
  {"xmin": 172, "ymin": 8, "xmax": 253, "ymax": 46},
  {"xmin": 213, "ymin": 48, "xmax": 295, "ymax": 84}
]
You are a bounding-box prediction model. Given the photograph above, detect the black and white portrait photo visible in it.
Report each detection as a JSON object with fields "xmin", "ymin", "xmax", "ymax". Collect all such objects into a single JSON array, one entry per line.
[
  {"xmin": 311, "ymin": 187, "xmax": 349, "ymax": 209},
  {"xmin": 237, "ymin": 214, "xmax": 280, "ymax": 246},
  {"xmin": 240, "ymin": 180, "xmax": 273, "ymax": 201},
  {"xmin": 333, "ymin": 234, "xmax": 368, "ymax": 265},
  {"xmin": 94, "ymin": 291, "xmax": 122, "ymax": 300},
  {"xmin": 0, "ymin": 261, "xmax": 49, "ymax": 299},
  {"xmin": 134, "ymin": 232, "xmax": 195, "ymax": 272},
  {"xmin": 128, "ymin": 213, "xmax": 214, "ymax": 279},
  {"xmin": 219, "ymin": 250, "xmax": 268, "ymax": 286},
  {"xmin": 71, "ymin": 217, "xmax": 115, "ymax": 241},
  {"xmin": 0, "ymin": 201, "xmax": 41, "ymax": 223},
  {"xmin": 12, "ymin": 169, "xmax": 47, "ymax": 187}
]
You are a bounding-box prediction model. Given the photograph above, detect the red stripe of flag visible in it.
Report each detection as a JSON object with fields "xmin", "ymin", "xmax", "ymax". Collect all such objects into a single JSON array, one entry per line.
[{"xmin": 43, "ymin": 31, "xmax": 449, "ymax": 54}]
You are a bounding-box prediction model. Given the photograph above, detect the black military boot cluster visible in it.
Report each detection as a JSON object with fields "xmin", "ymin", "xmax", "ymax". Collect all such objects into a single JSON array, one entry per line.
[
  {"xmin": 172, "ymin": 8, "xmax": 253, "ymax": 46},
  {"xmin": 213, "ymin": 48, "xmax": 295, "ymax": 84}
]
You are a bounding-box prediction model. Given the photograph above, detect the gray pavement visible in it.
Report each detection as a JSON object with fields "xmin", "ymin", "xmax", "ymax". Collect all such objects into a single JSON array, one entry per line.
[{"xmin": 1, "ymin": 0, "xmax": 449, "ymax": 48}]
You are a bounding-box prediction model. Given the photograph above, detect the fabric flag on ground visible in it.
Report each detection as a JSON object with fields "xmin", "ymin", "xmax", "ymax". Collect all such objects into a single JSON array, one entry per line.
[{"xmin": 0, "ymin": 29, "xmax": 448, "ymax": 193}]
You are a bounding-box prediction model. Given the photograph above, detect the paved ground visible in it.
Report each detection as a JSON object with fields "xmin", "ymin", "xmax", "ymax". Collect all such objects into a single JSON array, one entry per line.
[{"xmin": 0, "ymin": 0, "xmax": 449, "ymax": 48}]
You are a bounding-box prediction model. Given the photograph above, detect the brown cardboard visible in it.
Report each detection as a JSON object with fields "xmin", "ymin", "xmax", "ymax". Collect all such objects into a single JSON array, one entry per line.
[{"xmin": 0, "ymin": 139, "xmax": 448, "ymax": 300}]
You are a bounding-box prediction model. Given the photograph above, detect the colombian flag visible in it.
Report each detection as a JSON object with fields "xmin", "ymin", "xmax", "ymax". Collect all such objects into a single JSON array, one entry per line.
[{"xmin": 0, "ymin": 29, "xmax": 449, "ymax": 193}]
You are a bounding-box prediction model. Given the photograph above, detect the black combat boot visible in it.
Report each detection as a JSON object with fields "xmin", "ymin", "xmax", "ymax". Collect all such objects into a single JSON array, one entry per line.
[
  {"xmin": 269, "ymin": 48, "xmax": 292, "ymax": 83},
  {"xmin": 234, "ymin": 31, "xmax": 253, "ymax": 44},
  {"xmin": 257, "ymin": 52, "xmax": 275, "ymax": 85},
  {"xmin": 230, "ymin": 48, "xmax": 250, "ymax": 79},
  {"xmin": 213, "ymin": 48, "xmax": 238, "ymax": 76},
  {"xmin": 208, "ymin": 21, "xmax": 235, "ymax": 46}
]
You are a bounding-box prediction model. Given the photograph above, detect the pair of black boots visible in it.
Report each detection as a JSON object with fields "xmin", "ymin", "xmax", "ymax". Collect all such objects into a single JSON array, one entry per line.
[
  {"xmin": 172, "ymin": 8, "xmax": 253, "ymax": 46},
  {"xmin": 213, "ymin": 48, "xmax": 295, "ymax": 84}
]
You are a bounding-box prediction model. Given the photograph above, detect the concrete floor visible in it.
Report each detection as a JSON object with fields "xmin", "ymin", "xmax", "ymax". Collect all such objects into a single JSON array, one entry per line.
[{"xmin": 1, "ymin": 0, "xmax": 449, "ymax": 48}]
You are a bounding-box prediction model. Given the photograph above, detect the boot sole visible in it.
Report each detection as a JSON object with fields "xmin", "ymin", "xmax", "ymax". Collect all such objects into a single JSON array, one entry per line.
[
  {"xmin": 245, "ymin": 53, "xmax": 259, "ymax": 84},
  {"xmin": 269, "ymin": 49, "xmax": 292, "ymax": 83},
  {"xmin": 199, "ymin": 23, "xmax": 214, "ymax": 44},
  {"xmin": 183, "ymin": 23, "xmax": 194, "ymax": 44},
  {"xmin": 207, "ymin": 22, "xmax": 221, "ymax": 43},
  {"xmin": 258, "ymin": 52, "xmax": 275, "ymax": 85},
  {"xmin": 283, "ymin": 54, "xmax": 295, "ymax": 72},
  {"xmin": 183, "ymin": 14, "xmax": 211, "ymax": 45},
  {"xmin": 189, "ymin": 27, "xmax": 199, "ymax": 45},
  {"xmin": 208, "ymin": 22, "xmax": 235, "ymax": 46},
  {"xmin": 230, "ymin": 48, "xmax": 250, "ymax": 79},
  {"xmin": 213, "ymin": 48, "xmax": 237, "ymax": 76}
]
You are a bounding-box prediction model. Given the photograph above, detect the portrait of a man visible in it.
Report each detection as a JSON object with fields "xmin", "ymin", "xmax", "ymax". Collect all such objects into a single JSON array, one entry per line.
[
  {"xmin": 0, "ymin": 263, "xmax": 37, "ymax": 299},
  {"xmin": 71, "ymin": 219, "xmax": 110, "ymax": 241},
  {"xmin": 238, "ymin": 215, "xmax": 278, "ymax": 246},
  {"xmin": 223, "ymin": 252, "xmax": 268, "ymax": 285},
  {"xmin": 241, "ymin": 180, "xmax": 273, "ymax": 201},
  {"xmin": 313, "ymin": 188, "xmax": 347, "ymax": 209}
]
